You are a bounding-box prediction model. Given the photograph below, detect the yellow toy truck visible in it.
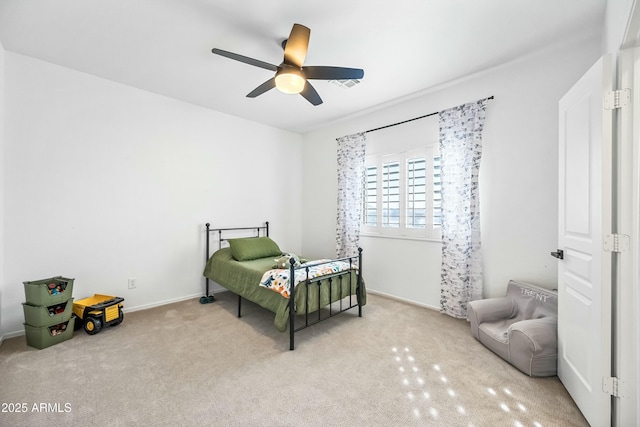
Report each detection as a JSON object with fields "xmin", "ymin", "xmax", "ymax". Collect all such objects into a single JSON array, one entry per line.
[{"xmin": 72, "ymin": 294, "xmax": 124, "ymax": 335}]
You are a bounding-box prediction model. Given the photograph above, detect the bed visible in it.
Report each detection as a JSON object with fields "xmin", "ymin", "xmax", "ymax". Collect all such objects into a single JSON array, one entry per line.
[{"xmin": 202, "ymin": 222, "xmax": 365, "ymax": 350}]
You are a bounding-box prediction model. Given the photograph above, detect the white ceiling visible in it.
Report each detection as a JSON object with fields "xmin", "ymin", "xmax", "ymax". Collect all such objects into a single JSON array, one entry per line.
[{"xmin": 0, "ymin": 0, "xmax": 606, "ymax": 134}]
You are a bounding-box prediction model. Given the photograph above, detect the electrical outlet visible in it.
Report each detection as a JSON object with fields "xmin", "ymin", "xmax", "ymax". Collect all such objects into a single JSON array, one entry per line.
[{"xmin": 128, "ymin": 278, "xmax": 137, "ymax": 289}]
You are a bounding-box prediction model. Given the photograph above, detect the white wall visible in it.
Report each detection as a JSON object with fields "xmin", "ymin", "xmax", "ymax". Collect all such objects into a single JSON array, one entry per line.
[
  {"xmin": 1, "ymin": 52, "xmax": 303, "ymax": 337},
  {"xmin": 301, "ymin": 33, "xmax": 602, "ymax": 308}
]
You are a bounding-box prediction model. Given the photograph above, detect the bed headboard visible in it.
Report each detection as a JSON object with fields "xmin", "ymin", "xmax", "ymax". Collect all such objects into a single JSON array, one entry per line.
[{"xmin": 205, "ymin": 221, "xmax": 270, "ymax": 261}]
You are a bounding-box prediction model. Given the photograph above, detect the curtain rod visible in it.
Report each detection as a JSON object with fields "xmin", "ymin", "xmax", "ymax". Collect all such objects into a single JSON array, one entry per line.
[{"xmin": 364, "ymin": 95, "xmax": 494, "ymax": 134}]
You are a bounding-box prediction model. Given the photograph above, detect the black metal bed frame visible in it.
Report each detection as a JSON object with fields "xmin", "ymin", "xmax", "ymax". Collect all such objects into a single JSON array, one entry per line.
[{"xmin": 204, "ymin": 221, "xmax": 364, "ymax": 350}]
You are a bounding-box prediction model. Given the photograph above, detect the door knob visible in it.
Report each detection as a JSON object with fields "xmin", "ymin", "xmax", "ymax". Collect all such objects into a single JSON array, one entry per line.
[{"xmin": 550, "ymin": 249, "xmax": 564, "ymax": 260}]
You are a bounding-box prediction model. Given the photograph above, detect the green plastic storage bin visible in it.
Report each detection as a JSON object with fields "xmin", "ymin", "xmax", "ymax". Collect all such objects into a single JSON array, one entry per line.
[
  {"xmin": 22, "ymin": 299, "xmax": 73, "ymax": 328},
  {"xmin": 23, "ymin": 276, "xmax": 74, "ymax": 306},
  {"xmin": 24, "ymin": 317, "xmax": 75, "ymax": 350}
]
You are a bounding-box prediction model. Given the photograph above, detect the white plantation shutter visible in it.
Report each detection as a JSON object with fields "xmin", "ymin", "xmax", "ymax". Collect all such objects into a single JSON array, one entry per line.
[{"xmin": 362, "ymin": 146, "xmax": 441, "ymax": 239}]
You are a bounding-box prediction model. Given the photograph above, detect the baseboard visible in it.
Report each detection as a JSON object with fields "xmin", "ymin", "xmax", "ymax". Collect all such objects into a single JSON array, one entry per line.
[
  {"xmin": 367, "ymin": 289, "xmax": 440, "ymax": 311},
  {"xmin": 122, "ymin": 292, "xmax": 203, "ymax": 313},
  {"xmin": 0, "ymin": 328, "xmax": 27, "ymax": 343}
]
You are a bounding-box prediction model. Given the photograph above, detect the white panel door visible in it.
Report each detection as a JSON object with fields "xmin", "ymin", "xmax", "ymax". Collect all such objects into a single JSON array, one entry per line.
[{"xmin": 557, "ymin": 56, "xmax": 613, "ymax": 426}]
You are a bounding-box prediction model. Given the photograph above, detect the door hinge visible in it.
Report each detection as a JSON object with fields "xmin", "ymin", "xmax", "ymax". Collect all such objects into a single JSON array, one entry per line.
[
  {"xmin": 604, "ymin": 89, "xmax": 631, "ymax": 110},
  {"xmin": 603, "ymin": 376, "xmax": 623, "ymax": 397},
  {"xmin": 603, "ymin": 234, "xmax": 630, "ymax": 253}
]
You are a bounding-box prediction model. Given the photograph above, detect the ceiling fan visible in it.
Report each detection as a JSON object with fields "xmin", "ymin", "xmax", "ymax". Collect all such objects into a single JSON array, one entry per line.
[{"xmin": 211, "ymin": 23, "xmax": 364, "ymax": 106}]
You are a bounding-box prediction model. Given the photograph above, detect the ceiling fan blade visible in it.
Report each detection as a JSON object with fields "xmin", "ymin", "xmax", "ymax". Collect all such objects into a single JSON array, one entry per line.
[
  {"xmin": 303, "ymin": 66, "xmax": 364, "ymax": 80},
  {"xmin": 283, "ymin": 24, "xmax": 310, "ymax": 67},
  {"xmin": 211, "ymin": 48, "xmax": 278, "ymax": 72},
  {"xmin": 300, "ymin": 81, "xmax": 323, "ymax": 106},
  {"xmin": 246, "ymin": 78, "xmax": 276, "ymax": 98}
]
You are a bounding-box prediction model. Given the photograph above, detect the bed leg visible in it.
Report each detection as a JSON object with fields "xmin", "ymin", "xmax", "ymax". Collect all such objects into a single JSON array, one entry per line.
[
  {"xmin": 200, "ymin": 223, "xmax": 215, "ymax": 304},
  {"xmin": 289, "ymin": 297, "xmax": 295, "ymax": 349},
  {"xmin": 289, "ymin": 315, "xmax": 295, "ymax": 351},
  {"xmin": 289, "ymin": 259, "xmax": 296, "ymax": 350},
  {"xmin": 238, "ymin": 295, "xmax": 242, "ymax": 318}
]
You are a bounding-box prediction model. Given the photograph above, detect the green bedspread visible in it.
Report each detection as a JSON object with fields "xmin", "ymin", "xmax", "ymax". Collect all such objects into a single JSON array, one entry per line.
[{"xmin": 202, "ymin": 247, "xmax": 366, "ymax": 332}]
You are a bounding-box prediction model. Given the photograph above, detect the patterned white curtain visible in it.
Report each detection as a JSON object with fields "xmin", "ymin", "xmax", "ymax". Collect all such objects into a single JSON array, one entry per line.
[
  {"xmin": 439, "ymin": 99, "xmax": 488, "ymax": 318},
  {"xmin": 336, "ymin": 132, "xmax": 367, "ymax": 258}
]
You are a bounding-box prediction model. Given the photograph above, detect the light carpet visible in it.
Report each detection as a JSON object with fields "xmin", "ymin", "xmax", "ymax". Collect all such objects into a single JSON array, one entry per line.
[{"xmin": 0, "ymin": 291, "xmax": 588, "ymax": 426}]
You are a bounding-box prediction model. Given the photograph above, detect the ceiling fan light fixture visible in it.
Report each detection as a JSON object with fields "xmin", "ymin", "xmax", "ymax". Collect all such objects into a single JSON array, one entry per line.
[{"xmin": 275, "ymin": 68, "xmax": 305, "ymax": 94}]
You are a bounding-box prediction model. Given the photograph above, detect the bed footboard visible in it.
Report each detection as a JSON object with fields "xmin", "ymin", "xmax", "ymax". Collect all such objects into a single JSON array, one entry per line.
[{"xmin": 288, "ymin": 248, "xmax": 363, "ymax": 350}]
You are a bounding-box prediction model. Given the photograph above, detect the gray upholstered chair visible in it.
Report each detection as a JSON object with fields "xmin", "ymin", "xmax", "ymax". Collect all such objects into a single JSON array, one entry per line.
[{"xmin": 467, "ymin": 280, "xmax": 558, "ymax": 377}]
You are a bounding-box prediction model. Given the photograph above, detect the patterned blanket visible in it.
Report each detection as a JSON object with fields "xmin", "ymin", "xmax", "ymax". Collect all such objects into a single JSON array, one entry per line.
[{"xmin": 259, "ymin": 259, "xmax": 356, "ymax": 298}]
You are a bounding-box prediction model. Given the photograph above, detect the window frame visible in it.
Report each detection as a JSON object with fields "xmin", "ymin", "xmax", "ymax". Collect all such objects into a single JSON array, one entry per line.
[{"xmin": 362, "ymin": 145, "xmax": 442, "ymax": 240}]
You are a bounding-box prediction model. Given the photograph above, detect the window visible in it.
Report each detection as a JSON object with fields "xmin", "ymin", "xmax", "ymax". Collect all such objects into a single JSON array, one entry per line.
[
  {"xmin": 406, "ymin": 156, "xmax": 426, "ymax": 229},
  {"xmin": 364, "ymin": 164, "xmax": 378, "ymax": 226},
  {"xmin": 363, "ymin": 146, "xmax": 441, "ymax": 239},
  {"xmin": 381, "ymin": 159, "xmax": 400, "ymax": 228}
]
